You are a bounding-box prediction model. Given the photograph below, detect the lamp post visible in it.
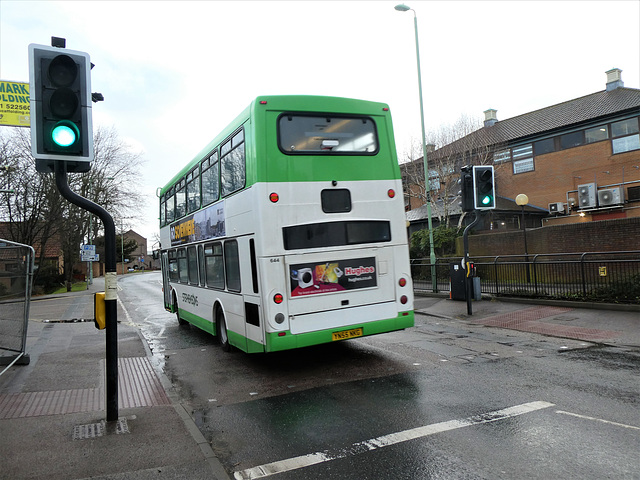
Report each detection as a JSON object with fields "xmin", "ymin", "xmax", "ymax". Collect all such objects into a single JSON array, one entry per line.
[
  {"xmin": 515, "ymin": 193, "xmax": 530, "ymax": 282},
  {"xmin": 87, "ymin": 180, "xmax": 93, "ymax": 287},
  {"xmin": 395, "ymin": 3, "xmax": 437, "ymax": 292},
  {"xmin": 121, "ymin": 219, "xmax": 125, "ymax": 275}
]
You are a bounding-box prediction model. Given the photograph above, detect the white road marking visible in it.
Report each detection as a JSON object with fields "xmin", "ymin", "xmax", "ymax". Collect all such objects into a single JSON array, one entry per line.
[
  {"xmin": 117, "ymin": 296, "xmax": 133, "ymax": 324},
  {"xmin": 233, "ymin": 401, "xmax": 555, "ymax": 479},
  {"xmin": 556, "ymin": 410, "xmax": 640, "ymax": 430}
]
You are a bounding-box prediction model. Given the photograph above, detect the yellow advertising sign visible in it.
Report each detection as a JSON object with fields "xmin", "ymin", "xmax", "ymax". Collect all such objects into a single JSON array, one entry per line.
[{"xmin": 0, "ymin": 81, "xmax": 30, "ymax": 127}]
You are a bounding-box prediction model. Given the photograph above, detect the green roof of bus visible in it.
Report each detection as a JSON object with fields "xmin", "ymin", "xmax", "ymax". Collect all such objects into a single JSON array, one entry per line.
[{"xmin": 159, "ymin": 95, "xmax": 392, "ymax": 196}]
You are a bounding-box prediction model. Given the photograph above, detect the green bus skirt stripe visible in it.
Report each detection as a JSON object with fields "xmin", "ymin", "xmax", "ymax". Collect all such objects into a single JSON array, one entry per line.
[
  {"xmin": 264, "ymin": 312, "xmax": 414, "ymax": 352},
  {"xmin": 177, "ymin": 309, "xmax": 414, "ymax": 353},
  {"xmin": 178, "ymin": 308, "xmax": 215, "ymax": 335}
]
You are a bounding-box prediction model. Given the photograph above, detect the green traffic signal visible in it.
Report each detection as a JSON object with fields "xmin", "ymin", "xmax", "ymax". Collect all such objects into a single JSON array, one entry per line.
[
  {"xmin": 29, "ymin": 43, "xmax": 94, "ymax": 172},
  {"xmin": 51, "ymin": 122, "xmax": 78, "ymax": 147},
  {"xmin": 472, "ymin": 165, "xmax": 496, "ymax": 210}
]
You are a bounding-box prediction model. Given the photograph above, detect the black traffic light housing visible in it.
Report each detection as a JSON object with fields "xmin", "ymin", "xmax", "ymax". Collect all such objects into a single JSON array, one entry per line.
[
  {"xmin": 459, "ymin": 166, "xmax": 474, "ymax": 212},
  {"xmin": 29, "ymin": 43, "xmax": 93, "ymax": 173},
  {"xmin": 472, "ymin": 165, "xmax": 496, "ymax": 210}
]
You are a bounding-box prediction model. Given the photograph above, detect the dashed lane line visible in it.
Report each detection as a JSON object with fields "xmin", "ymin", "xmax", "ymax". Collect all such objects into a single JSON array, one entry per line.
[
  {"xmin": 233, "ymin": 400, "xmax": 555, "ymax": 480},
  {"xmin": 556, "ymin": 410, "xmax": 640, "ymax": 430}
]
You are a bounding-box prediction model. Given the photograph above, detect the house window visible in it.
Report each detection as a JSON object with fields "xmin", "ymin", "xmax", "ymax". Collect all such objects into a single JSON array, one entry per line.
[
  {"xmin": 612, "ymin": 135, "xmax": 640, "ymax": 154},
  {"xmin": 512, "ymin": 144, "xmax": 533, "ymax": 160},
  {"xmin": 513, "ymin": 158, "xmax": 534, "ymax": 174},
  {"xmin": 611, "ymin": 118, "xmax": 640, "ymax": 154},
  {"xmin": 534, "ymin": 138, "xmax": 555, "ymax": 155},
  {"xmin": 611, "ymin": 118, "xmax": 639, "ymax": 137},
  {"xmin": 429, "ymin": 170, "xmax": 440, "ymax": 191},
  {"xmin": 512, "ymin": 144, "xmax": 533, "ymax": 174},
  {"xmin": 559, "ymin": 131, "xmax": 584, "ymax": 150},
  {"xmin": 585, "ymin": 125, "xmax": 608, "ymax": 143}
]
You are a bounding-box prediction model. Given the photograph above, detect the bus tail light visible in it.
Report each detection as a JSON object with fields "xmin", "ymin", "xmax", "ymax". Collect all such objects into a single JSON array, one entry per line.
[
  {"xmin": 273, "ymin": 293, "xmax": 284, "ymax": 304},
  {"xmin": 269, "ymin": 192, "xmax": 279, "ymax": 203},
  {"xmin": 400, "ymin": 295, "xmax": 408, "ymax": 305},
  {"xmin": 387, "ymin": 189, "xmax": 396, "ymax": 198},
  {"xmin": 399, "ymin": 277, "xmax": 407, "ymax": 287}
]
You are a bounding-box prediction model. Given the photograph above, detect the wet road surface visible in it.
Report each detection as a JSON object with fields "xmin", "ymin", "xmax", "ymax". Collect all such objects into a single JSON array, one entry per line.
[{"xmin": 118, "ymin": 272, "xmax": 640, "ymax": 479}]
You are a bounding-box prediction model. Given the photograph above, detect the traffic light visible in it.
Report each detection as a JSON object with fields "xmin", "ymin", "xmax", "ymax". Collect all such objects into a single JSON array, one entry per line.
[
  {"xmin": 472, "ymin": 165, "xmax": 496, "ymax": 210},
  {"xmin": 29, "ymin": 43, "xmax": 93, "ymax": 172},
  {"xmin": 459, "ymin": 168, "xmax": 474, "ymax": 212}
]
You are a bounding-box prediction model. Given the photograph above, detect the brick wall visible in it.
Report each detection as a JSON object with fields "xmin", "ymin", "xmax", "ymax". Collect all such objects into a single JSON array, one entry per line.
[
  {"xmin": 496, "ymin": 141, "xmax": 640, "ymax": 211},
  {"xmin": 461, "ymin": 217, "xmax": 640, "ymax": 256}
]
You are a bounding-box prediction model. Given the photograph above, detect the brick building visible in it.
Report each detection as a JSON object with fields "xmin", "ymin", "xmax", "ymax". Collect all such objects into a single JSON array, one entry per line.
[
  {"xmin": 403, "ymin": 69, "xmax": 640, "ymax": 236},
  {"xmin": 120, "ymin": 229, "xmax": 148, "ymax": 272}
]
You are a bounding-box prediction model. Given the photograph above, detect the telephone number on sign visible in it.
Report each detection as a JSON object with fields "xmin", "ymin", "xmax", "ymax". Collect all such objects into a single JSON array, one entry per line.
[{"xmin": 0, "ymin": 104, "xmax": 30, "ymax": 111}]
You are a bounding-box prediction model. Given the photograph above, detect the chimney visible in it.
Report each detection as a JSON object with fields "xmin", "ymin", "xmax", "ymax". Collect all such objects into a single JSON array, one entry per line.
[
  {"xmin": 484, "ymin": 109, "xmax": 498, "ymax": 127},
  {"xmin": 605, "ymin": 68, "xmax": 624, "ymax": 91}
]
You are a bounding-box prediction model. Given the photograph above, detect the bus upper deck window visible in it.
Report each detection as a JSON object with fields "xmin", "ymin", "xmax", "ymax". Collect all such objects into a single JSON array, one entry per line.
[{"xmin": 278, "ymin": 115, "xmax": 378, "ymax": 155}]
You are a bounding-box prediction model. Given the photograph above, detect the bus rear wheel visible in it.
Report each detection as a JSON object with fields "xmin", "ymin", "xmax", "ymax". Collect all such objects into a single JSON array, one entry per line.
[
  {"xmin": 174, "ymin": 293, "xmax": 188, "ymax": 326},
  {"xmin": 216, "ymin": 306, "xmax": 232, "ymax": 352}
]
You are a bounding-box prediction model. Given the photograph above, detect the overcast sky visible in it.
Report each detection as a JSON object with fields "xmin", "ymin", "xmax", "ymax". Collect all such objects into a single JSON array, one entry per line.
[{"xmin": 1, "ymin": 0, "xmax": 639, "ymax": 245}]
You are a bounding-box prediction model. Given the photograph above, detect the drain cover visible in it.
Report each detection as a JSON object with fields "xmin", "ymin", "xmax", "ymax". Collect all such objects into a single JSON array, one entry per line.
[{"xmin": 73, "ymin": 418, "xmax": 129, "ymax": 440}]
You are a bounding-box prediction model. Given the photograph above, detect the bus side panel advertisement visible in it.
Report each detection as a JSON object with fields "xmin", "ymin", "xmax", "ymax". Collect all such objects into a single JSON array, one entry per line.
[
  {"xmin": 290, "ymin": 257, "xmax": 377, "ymax": 297},
  {"xmin": 170, "ymin": 201, "xmax": 225, "ymax": 247}
]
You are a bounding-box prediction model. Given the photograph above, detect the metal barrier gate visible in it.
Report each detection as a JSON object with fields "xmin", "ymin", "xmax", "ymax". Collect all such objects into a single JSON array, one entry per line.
[{"xmin": 0, "ymin": 239, "xmax": 35, "ymax": 375}]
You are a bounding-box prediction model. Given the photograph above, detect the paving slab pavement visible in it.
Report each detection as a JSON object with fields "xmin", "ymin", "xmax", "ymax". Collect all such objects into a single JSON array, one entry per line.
[
  {"xmin": 0, "ymin": 286, "xmax": 231, "ymax": 480},
  {"xmin": 415, "ymin": 293, "xmax": 640, "ymax": 348}
]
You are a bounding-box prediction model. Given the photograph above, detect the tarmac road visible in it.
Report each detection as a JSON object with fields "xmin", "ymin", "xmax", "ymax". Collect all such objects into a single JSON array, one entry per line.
[{"xmin": 122, "ymin": 272, "xmax": 640, "ymax": 479}]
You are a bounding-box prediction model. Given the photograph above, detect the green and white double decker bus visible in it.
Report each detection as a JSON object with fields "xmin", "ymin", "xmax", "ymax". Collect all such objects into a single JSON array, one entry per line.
[{"xmin": 158, "ymin": 95, "xmax": 413, "ymax": 353}]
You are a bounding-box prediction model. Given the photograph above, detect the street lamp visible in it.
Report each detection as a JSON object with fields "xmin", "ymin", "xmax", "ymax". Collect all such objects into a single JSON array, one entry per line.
[
  {"xmin": 515, "ymin": 193, "xmax": 530, "ymax": 282},
  {"xmin": 395, "ymin": 3, "xmax": 437, "ymax": 292},
  {"xmin": 121, "ymin": 219, "xmax": 126, "ymax": 275}
]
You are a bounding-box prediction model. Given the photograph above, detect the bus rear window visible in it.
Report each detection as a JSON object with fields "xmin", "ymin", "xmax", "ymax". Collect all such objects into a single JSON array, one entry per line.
[
  {"xmin": 278, "ymin": 115, "xmax": 378, "ymax": 154},
  {"xmin": 283, "ymin": 221, "xmax": 390, "ymax": 250}
]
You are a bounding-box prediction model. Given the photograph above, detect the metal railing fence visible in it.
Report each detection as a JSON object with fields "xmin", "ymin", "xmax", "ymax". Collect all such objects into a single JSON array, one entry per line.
[
  {"xmin": 0, "ymin": 239, "xmax": 35, "ymax": 375},
  {"xmin": 411, "ymin": 251, "xmax": 640, "ymax": 304}
]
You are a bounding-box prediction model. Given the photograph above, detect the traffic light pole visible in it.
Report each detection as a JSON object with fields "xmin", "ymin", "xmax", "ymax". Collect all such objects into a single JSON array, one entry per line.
[
  {"xmin": 54, "ymin": 162, "xmax": 119, "ymax": 422},
  {"xmin": 462, "ymin": 210, "xmax": 481, "ymax": 316}
]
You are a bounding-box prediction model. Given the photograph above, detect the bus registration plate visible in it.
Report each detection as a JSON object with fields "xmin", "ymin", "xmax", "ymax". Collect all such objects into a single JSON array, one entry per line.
[{"xmin": 332, "ymin": 327, "xmax": 363, "ymax": 341}]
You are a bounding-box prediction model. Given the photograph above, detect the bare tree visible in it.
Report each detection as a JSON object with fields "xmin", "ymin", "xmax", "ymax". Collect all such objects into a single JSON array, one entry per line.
[
  {"xmin": 0, "ymin": 128, "xmax": 64, "ymax": 286},
  {"xmin": 75, "ymin": 126, "xmax": 146, "ymax": 241},
  {"xmin": 0, "ymin": 125, "xmax": 145, "ymax": 290},
  {"xmin": 400, "ymin": 114, "xmax": 504, "ymax": 228}
]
